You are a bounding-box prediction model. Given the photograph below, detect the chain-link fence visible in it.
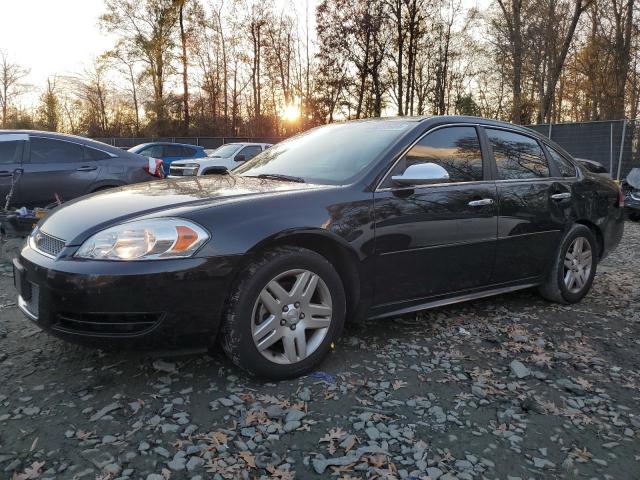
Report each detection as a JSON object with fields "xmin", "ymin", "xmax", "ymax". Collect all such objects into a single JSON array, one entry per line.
[
  {"xmin": 526, "ymin": 119, "xmax": 640, "ymax": 180},
  {"xmin": 94, "ymin": 136, "xmax": 285, "ymax": 150},
  {"xmin": 96, "ymin": 119, "xmax": 640, "ymax": 180}
]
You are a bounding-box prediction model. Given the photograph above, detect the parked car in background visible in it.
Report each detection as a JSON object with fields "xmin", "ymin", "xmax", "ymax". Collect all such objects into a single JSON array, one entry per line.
[
  {"xmin": 15, "ymin": 116, "xmax": 624, "ymax": 379},
  {"xmin": 575, "ymin": 158, "xmax": 611, "ymax": 177},
  {"xmin": 0, "ymin": 131, "xmax": 162, "ymax": 209},
  {"xmin": 622, "ymin": 167, "xmax": 640, "ymax": 221},
  {"xmin": 168, "ymin": 142, "xmax": 271, "ymax": 177},
  {"xmin": 128, "ymin": 142, "xmax": 207, "ymax": 175}
]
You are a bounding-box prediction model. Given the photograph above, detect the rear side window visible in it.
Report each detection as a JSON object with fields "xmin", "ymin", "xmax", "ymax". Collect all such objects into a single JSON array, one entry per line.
[
  {"xmin": 0, "ymin": 138, "xmax": 24, "ymax": 164},
  {"xmin": 84, "ymin": 147, "xmax": 112, "ymax": 161},
  {"xmin": 546, "ymin": 146, "xmax": 577, "ymax": 177},
  {"xmin": 400, "ymin": 126, "xmax": 484, "ymax": 182},
  {"xmin": 486, "ymin": 129, "xmax": 549, "ymax": 179},
  {"xmin": 30, "ymin": 137, "xmax": 84, "ymax": 164},
  {"xmin": 165, "ymin": 145, "xmax": 184, "ymax": 157},
  {"xmin": 580, "ymin": 160, "xmax": 607, "ymax": 174},
  {"xmin": 182, "ymin": 146, "xmax": 197, "ymax": 156}
]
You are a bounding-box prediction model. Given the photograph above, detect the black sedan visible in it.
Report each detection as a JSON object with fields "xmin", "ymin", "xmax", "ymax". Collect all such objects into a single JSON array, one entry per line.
[{"xmin": 14, "ymin": 116, "xmax": 624, "ymax": 379}]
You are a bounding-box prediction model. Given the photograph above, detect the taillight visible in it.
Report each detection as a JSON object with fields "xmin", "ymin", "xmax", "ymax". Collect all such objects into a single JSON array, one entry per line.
[{"xmin": 144, "ymin": 158, "xmax": 165, "ymax": 179}]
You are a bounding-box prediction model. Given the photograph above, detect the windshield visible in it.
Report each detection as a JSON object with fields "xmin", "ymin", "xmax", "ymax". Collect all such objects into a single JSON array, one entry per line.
[
  {"xmin": 234, "ymin": 121, "xmax": 411, "ymax": 184},
  {"xmin": 210, "ymin": 144, "xmax": 242, "ymax": 157}
]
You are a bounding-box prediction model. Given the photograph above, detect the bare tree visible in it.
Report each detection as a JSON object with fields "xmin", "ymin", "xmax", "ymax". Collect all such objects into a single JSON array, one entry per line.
[
  {"xmin": 0, "ymin": 51, "xmax": 30, "ymax": 128},
  {"xmin": 100, "ymin": 0, "xmax": 179, "ymax": 134}
]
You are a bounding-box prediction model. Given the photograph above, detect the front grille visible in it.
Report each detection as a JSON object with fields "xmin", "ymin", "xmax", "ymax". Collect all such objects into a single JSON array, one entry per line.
[
  {"xmin": 169, "ymin": 167, "xmax": 184, "ymax": 176},
  {"xmin": 53, "ymin": 312, "xmax": 162, "ymax": 337},
  {"xmin": 35, "ymin": 231, "xmax": 66, "ymax": 257}
]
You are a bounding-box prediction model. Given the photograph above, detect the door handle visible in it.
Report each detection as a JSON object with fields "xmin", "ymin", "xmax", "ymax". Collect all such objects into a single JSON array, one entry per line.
[
  {"xmin": 468, "ymin": 198, "xmax": 494, "ymax": 207},
  {"xmin": 76, "ymin": 166, "xmax": 97, "ymax": 172},
  {"xmin": 551, "ymin": 192, "xmax": 571, "ymax": 200}
]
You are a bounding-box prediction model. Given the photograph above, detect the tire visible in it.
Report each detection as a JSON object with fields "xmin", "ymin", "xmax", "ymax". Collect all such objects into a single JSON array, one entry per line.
[
  {"xmin": 220, "ymin": 246, "xmax": 346, "ymax": 379},
  {"xmin": 538, "ymin": 224, "xmax": 598, "ymax": 304},
  {"xmin": 628, "ymin": 211, "xmax": 640, "ymax": 222}
]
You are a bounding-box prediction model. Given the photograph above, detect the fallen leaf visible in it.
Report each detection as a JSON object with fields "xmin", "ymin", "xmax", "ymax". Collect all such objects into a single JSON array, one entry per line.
[{"xmin": 239, "ymin": 451, "xmax": 256, "ymax": 468}]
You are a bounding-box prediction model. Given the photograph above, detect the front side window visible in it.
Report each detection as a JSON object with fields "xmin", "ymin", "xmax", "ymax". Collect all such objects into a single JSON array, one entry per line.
[
  {"xmin": 486, "ymin": 129, "xmax": 549, "ymax": 179},
  {"xmin": 396, "ymin": 126, "xmax": 484, "ymax": 183},
  {"xmin": 138, "ymin": 145, "xmax": 164, "ymax": 158},
  {"xmin": 546, "ymin": 146, "xmax": 577, "ymax": 177},
  {"xmin": 238, "ymin": 146, "xmax": 262, "ymax": 161},
  {"xmin": 30, "ymin": 137, "xmax": 83, "ymax": 164},
  {"xmin": 0, "ymin": 138, "xmax": 24, "ymax": 164}
]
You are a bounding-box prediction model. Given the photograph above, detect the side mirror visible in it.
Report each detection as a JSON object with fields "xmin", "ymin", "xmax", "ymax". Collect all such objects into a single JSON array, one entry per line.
[
  {"xmin": 235, "ymin": 154, "xmax": 246, "ymax": 163},
  {"xmin": 392, "ymin": 162, "xmax": 449, "ymax": 186}
]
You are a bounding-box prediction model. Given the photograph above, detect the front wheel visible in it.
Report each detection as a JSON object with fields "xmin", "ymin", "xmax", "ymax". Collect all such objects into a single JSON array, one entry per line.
[
  {"xmin": 628, "ymin": 211, "xmax": 640, "ymax": 222},
  {"xmin": 220, "ymin": 246, "xmax": 345, "ymax": 379},
  {"xmin": 538, "ymin": 224, "xmax": 598, "ymax": 304}
]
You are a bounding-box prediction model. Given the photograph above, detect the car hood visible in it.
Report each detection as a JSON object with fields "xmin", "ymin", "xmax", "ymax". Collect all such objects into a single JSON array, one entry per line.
[{"xmin": 39, "ymin": 175, "xmax": 328, "ymax": 243}]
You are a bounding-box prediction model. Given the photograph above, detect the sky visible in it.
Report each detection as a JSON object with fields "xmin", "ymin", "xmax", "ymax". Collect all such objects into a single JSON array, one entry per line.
[
  {"xmin": 0, "ymin": 0, "xmax": 115, "ymax": 89},
  {"xmin": 0, "ymin": 0, "xmax": 317, "ymax": 92}
]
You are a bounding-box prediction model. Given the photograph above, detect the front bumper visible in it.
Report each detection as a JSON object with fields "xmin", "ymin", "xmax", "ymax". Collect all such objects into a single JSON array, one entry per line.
[
  {"xmin": 168, "ymin": 167, "xmax": 198, "ymax": 177},
  {"xmin": 14, "ymin": 245, "xmax": 239, "ymax": 346}
]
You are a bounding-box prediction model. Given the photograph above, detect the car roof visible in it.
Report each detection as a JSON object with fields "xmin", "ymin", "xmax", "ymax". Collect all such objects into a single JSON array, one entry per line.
[
  {"xmin": 338, "ymin": 115, "xmax": 546, "ymax": 135},
  {"xmin": 0, "ymin": 129, "xmax": 123, "ymax": 155},
  {"xmin": 218, "ymin": 142, "xmax": 267, "ymax": 146},
  {"xmin": 133, "ymin": 142, "xmax": 203, "ymax": 148}
]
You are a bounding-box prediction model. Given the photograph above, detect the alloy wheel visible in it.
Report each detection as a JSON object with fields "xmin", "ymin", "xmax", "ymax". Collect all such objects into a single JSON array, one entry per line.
[
  {"xmin": 563, "ymin": 236, "xmax": 592, "ymax": 294},
  {"xmin": 251, "ymin": 269, "xmax": 333, "ymax": 364}
]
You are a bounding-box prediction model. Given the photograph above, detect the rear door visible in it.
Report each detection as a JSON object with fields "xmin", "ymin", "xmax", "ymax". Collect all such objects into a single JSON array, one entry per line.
[
  {"xmin": 484, "ymin": 127, "xmax": 572, "ymax": 283},
  {"xmin": 19, "ymin": 136, "xmax": 99, "ymax": 208},
  {"xmin": 163, "ymin": 145, "xmax": 188, "ymax": 169},
  {"xmin": 372, "ymin": 125, "xmax": 498, "ymax": 308}
]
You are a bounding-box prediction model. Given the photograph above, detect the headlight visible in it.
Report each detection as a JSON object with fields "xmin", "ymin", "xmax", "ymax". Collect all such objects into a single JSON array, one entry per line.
[{"xmin": 75, "ymin": 218, "xmax": 209, "ymax": 261}]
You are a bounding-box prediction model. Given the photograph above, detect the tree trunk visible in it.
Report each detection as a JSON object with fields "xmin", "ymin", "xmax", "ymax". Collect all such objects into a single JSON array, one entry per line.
[{"xmin": 178, "ymin": 0, "xmax": 190, "ymax": 134}]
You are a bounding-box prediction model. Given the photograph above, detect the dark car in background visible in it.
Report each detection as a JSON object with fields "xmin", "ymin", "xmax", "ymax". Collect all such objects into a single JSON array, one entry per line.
[
  {"xmin": 14, "ymin": 116, "xmax": 624, "ymax": 379},
  {"xmin": 622, "ymin": 168, "xmax": 640, "ymax": 221},
  {"xmin": 0, "ymin": 131, "xmax": 161, "ymax": 209},
  {"xmin": 575, "ymin": 158, "xmax": 611, "ymax": 177},
  {"xmin": 128, "ymin": 142, "xmax": 207, "ymax": 176}
]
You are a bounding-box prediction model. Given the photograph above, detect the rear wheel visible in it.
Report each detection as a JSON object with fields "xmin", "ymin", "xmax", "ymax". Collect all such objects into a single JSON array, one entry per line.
[
  {"xmin": 221, "ymin": 246, "xmax": 345, "ymax": 379},
  {"xmin": 538, "ymin": 224, "xmax": 598, "ymax": 304}
]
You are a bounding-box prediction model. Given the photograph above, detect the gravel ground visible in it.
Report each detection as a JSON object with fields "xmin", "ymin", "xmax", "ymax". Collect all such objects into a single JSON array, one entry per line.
[{"xmin": 1, "ymin": 223, "xmax": 639, "ymax": 480}]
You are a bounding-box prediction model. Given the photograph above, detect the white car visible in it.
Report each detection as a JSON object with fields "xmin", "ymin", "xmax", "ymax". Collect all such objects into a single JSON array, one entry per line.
[{"xmin": 168, "ymin": 142, "xmax": 272, "ymax": 177}]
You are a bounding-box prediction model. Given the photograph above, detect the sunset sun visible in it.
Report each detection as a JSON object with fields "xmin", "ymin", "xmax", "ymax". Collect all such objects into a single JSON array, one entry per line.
[{"xmin": 282, "ymin": 104, "xmax": 300, "ymax": 122}]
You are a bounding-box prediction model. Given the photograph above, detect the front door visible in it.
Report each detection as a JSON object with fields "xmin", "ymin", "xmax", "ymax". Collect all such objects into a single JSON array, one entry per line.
[
  {"xmin": 372, "ymin": 125, "xmax": 498, "ymax": 310},
  {"xmin": 483, "ymin": 127, "xmax": 571, "ymax": 283}
]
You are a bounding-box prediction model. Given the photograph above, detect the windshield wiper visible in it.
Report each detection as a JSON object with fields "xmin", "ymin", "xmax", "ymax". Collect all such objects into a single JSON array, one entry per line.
[{"xmin": 254, "ymin": 174, "xmax": 306, "ymax": 183}]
